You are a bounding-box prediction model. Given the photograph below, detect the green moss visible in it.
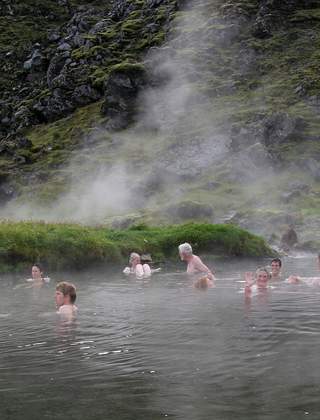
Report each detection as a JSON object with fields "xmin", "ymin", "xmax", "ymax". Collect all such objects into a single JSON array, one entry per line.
[
  {"xmin": 109, "ymin": 61, "xmax": 145, "ymax": 73},
  {"xmin": 10, "ymin": 101, "xmax": 105, "ymax": 201},
  {"xmin": 121, "ymin": 18, "xmax": 144, "ymax": 33},
  {"xmin": 100, "ymin": 28, "xmax": 119, "ymax": 41},
  {"xmin": 0, "ymin": 221, "xmax": 275, "ymax": 272},
  {"xmin": 290, "ymin": 8, "xmax": 320, "ymax": 22},
  {"xmin": 89, "ymin": 67, "xmax": 109, "ymax": 88}
]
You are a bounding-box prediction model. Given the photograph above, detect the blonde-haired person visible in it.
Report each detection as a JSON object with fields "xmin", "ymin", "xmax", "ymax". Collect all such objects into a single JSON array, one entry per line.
[
  {"xmin": 178, "ymin": 242, "xmax": 214, "ymax": 281},
  {"xmin": 55, "ymin": 282, "xmax": 77, "ymax": 321},
  {"xmin": 244, "ymin": 267, "xmax": 271, "ymax": 296},
  {"xmin": 193, "ymin": 275, "xmax": 214, "ymax": 289},
  {"xmin": 123, "ymin": 252, "xmax": 152, "ymax": 279}
]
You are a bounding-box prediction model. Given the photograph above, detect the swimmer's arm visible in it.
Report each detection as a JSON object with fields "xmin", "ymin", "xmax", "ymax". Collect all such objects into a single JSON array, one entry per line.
[
  {"xmin": 244, "ymin": 272, "xmax": 255, "ymax": 289},
  {"xmin": 194, "ymin": 257, "xmax": 214, "ymax": 280},
  {"xmin": 285, "ymin": 275, "xmax": 301, "ymax": 284},
  {"xmin": 151, "ymin": 268, "xmax": 161, "ymax": 273}
]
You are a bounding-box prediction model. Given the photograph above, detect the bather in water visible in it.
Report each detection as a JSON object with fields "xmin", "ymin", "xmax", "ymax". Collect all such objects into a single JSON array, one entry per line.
[
  {"xmin": 26, "ymin": 263, "xmax": 50, "ymax": 286},
  {"xmin": 123, "ymin": 252, "xmax": 152, "ymax": 279},
  {"xmin": 244, "ymin": 267, "xmax": 271, "ymax": 296},
  {"xmin": 55, "ymin": 281, "xmax": 78, "ymax": 322},
  {"xmin": 285, "ymin": 254, "xmax": 320, "ymax": 285},
  {"xmin": 178, "ymin": 242, "xmax": 215, "ymax": 281},
  {"xmin": 193, "ymin": 276, "xmax": 214, "ymax": 289}
]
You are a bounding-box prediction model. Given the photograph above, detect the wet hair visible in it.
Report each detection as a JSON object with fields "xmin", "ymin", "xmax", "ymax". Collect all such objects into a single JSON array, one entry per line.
[
  {"xmin": 178, "ymin": 242, "xmax": 193, "ymax": 255},
  {"xmin": 129, "ymin": 252, "xmax": 140, "ymax": 264},
  {"xmin": 194, "ymin": 276, "xmax": 210, "ymax": 289},
  {"xmin": 271, "ymin": 258, "xmax": 282, "ymax": 267},
  {"xmin": 56, "ymin": 282, "xmax": 77, "ymax": 304},
  {"xmin": 32, "ymin": 263, "xmax": 44, "ymax": 273},
  {"xmin": 255, "ymin": 267, "xmax": 271, "ymax": 279}
]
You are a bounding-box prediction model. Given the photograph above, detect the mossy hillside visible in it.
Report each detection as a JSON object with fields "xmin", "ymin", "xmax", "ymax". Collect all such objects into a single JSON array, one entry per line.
[
  {"xmin": 8, "ymin": 0, "xmax": 320, "ymax": 179},
  {"xmin": 1, "ymin": 0, "xmax": 320, "ymax": 245},
  {"xmin": 0, "ymin": 0, "xmax": 180, "ymax": 195},
  {"xmin": 0, "ymin": 221, "xmax": 275, "ymax": 272},
  {"xmin": 0, "ymin": 0, "xmax": 178, "ymax": 146},
  {"xmin": 69, "ymin": 3, "xmax": 178, "ymax": 88},
  {"xmin": 0, "ymin": 0, "xmax": 71, "ymax": 93},
  {"xmin": 0, "ymin": 101, "xmax": 105, "ymax": 201},
  {"xmin": 168, "ymin": 2, "xmax": 320, "ymax": 140}
]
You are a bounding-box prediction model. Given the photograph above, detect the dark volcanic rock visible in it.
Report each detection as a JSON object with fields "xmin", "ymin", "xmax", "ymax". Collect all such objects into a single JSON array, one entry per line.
[
  {"xmin": 280, "ymin": 225, "xmax": 298, "ymax": 251},
  {"xmin": 109, "ymin": 0, "xmax": 135, "ymax": 21},
  {"xmin": 101, "ymin": 64, "xmax": 147, "ymax": 130},
  {"xmin": 165, "ymin": 201, "xmax": 214, "ymax": 220},
  {"xmin": 71, "ymin": 84, "xmax": 101, "ymax": 106},
  {"xmin": 33, "ymin": 89, "xmax": 75, "ymax": 122},
  {"xmin": 47, "ymin": 54, "xmax": 68, "ymax": 88},
  {"xmin": 260, "ymin": 113, "xmax": 306, "ymax": 147},
  {"xmin": 301, "ymin": 158, "xmax": 320, "ymax": 181},
  {"xmin": 252, "ymin": 0, "xmax": 318, "ymax": 38},
  {"xmin": 23, "ymin": 47, "xmax": 46, "ymax": 71},
  {"xmin": 280, "ymin": 190, "xmax": 302, "ymax": 203},
  {"xmin": 0, "ymin": 182, "xmax": 16, "ymax": 203}
]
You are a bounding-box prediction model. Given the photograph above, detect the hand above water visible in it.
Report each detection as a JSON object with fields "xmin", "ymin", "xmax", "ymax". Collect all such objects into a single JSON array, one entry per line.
[{"xmin": 244, "ymin": 272, "xmax": 255, "ymax": 288}]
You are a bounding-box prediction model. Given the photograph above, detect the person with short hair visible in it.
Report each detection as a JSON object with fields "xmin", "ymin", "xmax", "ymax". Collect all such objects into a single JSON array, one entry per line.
[
  {"xmin": 178, "ymin": 242, "xmax": 214, "ymax": 281},
  {"xmin": 55, "ymin": 281, "xmax": 77, "ymax": 320},
  {"xmin": 270, "ymin": 258, "xmax": 282, "ymax": 280}
]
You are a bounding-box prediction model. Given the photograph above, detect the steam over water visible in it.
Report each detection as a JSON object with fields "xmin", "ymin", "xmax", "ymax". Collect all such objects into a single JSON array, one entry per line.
[
  {"xmin": 1, "ymin": 0, "xmax": 240, "ymax": 224},
  {"xmin": 1, "ymin": 256, "xmax": 320, "ymax": 419}
]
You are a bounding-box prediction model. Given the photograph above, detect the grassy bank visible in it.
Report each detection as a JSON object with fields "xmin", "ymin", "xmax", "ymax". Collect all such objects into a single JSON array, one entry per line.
[{"xmin": 0, "ymin": 221, "xmax": 275, "ymax": 272}]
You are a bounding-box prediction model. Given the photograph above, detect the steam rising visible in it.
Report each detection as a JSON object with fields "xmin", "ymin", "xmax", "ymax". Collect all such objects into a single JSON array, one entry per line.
[{"xmin": 1, "ymin": 0, "xmax": 289, "ymax": 233}]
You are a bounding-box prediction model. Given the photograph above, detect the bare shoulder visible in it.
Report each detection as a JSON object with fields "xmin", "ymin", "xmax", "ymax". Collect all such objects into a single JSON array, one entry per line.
[{"xmin": 58, "ymin": 304, "xmax": 77, "ymax": 315}]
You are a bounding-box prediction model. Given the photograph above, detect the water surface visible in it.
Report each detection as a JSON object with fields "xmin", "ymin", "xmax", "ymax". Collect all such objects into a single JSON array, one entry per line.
[{"xmin": 1, "ymin": 255, "xmax": 320, "ymax": 420}]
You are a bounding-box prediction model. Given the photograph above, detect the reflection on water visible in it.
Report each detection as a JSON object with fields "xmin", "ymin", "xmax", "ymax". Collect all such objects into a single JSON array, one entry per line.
[{"xmin": 1, "ymin": 256, "xmax": 320, "ymax": 419}]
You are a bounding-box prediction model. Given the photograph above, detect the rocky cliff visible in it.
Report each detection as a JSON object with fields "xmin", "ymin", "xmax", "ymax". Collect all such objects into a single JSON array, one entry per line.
[{"xmin": 0, "ymin": 0, "xmax": 320, "ymax": 250}]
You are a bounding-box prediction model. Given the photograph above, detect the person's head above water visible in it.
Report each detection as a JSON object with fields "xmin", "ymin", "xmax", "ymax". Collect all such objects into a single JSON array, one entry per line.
[
  {"xmin": 255, "ymin": 267, "xmax": 271, "ymax": 288},
  {"xmin": 32, "ymin": 263, "xmax": 44, "ymax": 280},
  {"xmin": 129, "ymin": 252, "xmax": 141, "ymax": 266},
  {"xmin": 271, "ymin": 258, "xmax": 282, "ymax": 277},
  {"xmin": 55, "ymin": 281, "xmax": 77, "ymax": 308},
  {"xmin": 178, "ymin": 243, "xmax": 193, "ymax": 261},
  {"xmin": 194, "ymin": 276, "xmax": 213, "ymax": 289}
]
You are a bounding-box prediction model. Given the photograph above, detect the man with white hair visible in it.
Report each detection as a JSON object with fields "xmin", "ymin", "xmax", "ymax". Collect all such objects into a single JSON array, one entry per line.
[{"xmin": 178, "ymin": 242, "xmax": 214, "ymax": 281}]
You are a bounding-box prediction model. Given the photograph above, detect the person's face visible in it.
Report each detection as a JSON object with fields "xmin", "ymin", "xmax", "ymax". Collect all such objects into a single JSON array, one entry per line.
[
  {"xmin": 131, "ymin": 256, "xmax": 140, "ymax": 266},
  {"xmin": 32, "ymin": 266, "xmax": 42, "ymax": 280},
  {"xmin": 271, "ymin": 261, "xmax": 281, "ymax": 276},
  {"xmin": 179, "ymin": 251, "xmax": 186, "ymax": 261},
  {"xmin": 256, "ymin": 271, "xmax": 269, "ymax": 288},
  {"xmin": 55, "ymin": 290, "xmax": 65, "ymax": 308}
]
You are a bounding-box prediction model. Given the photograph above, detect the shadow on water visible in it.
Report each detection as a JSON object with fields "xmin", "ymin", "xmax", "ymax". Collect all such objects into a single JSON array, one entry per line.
[{"xmin": 0, "ymin": 255, "xmax": 320, "ymax": 419}]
